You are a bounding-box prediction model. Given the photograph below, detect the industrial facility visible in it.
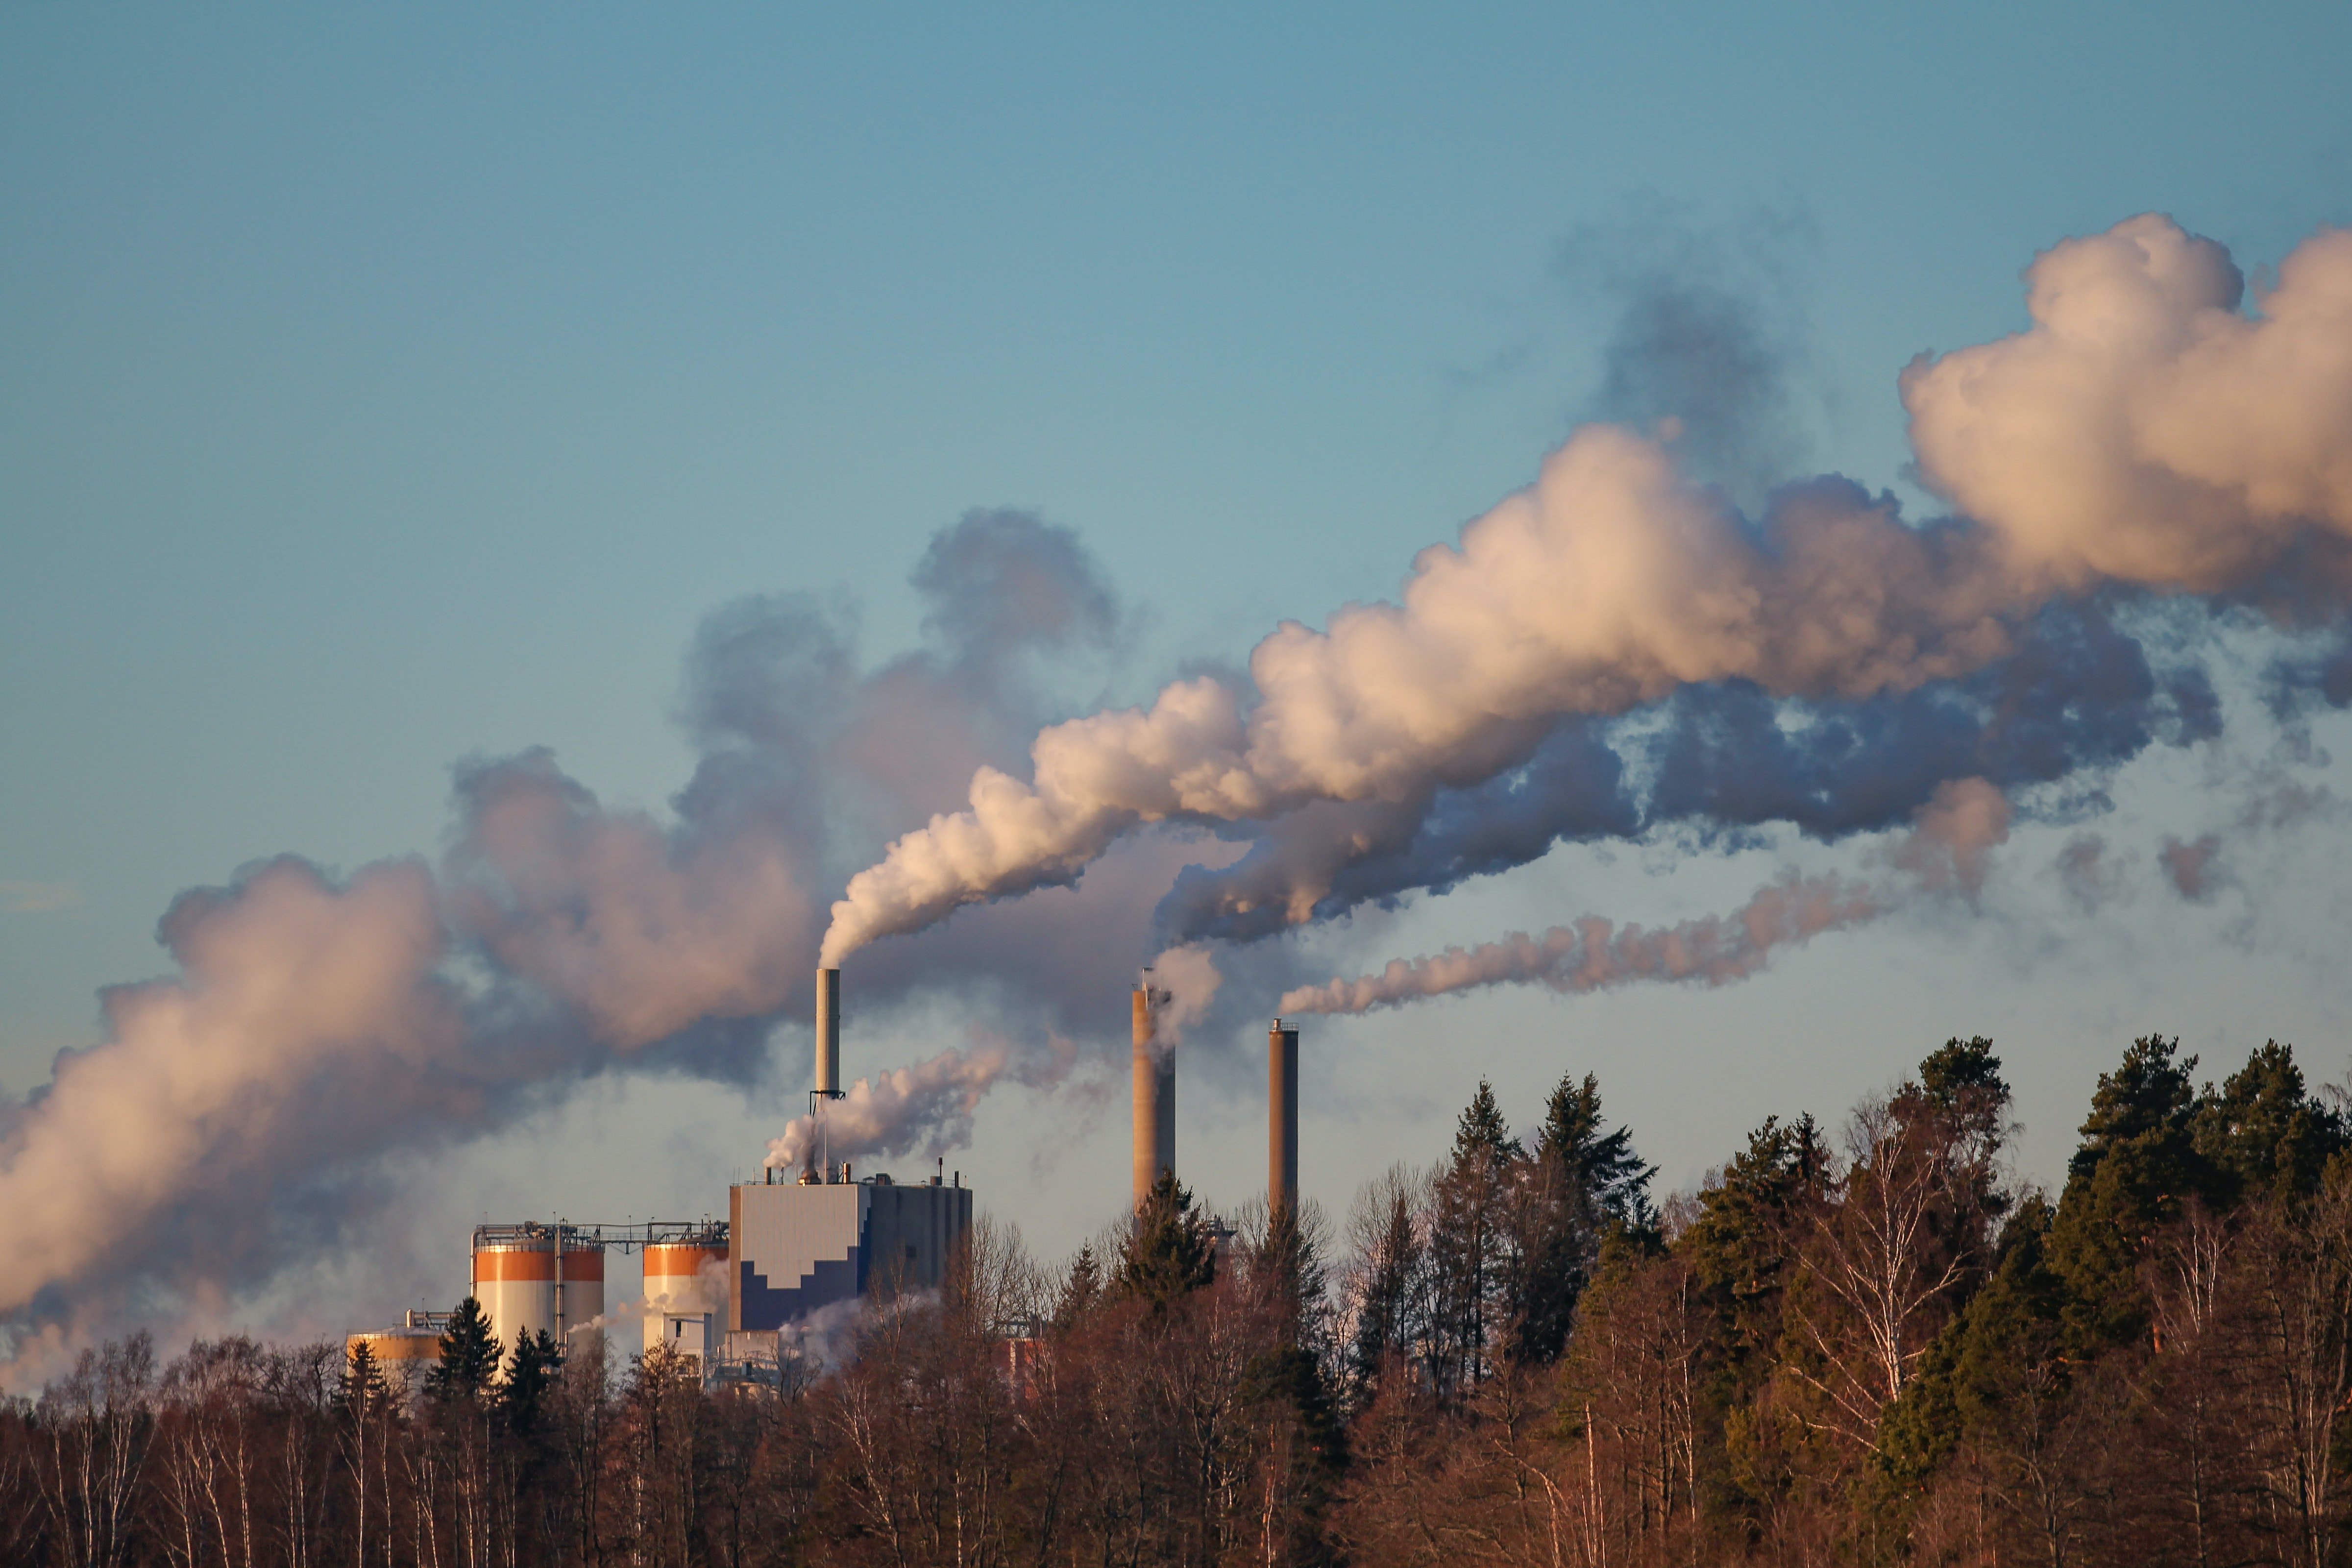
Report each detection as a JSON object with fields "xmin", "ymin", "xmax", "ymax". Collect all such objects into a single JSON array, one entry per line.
[{"xmin": 348, "ymin": 968, "xmax": 1302, "ymax": 1381}]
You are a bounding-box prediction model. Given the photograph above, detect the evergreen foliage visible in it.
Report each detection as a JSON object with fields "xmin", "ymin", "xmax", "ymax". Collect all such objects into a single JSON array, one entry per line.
[
  {"xmin": 427, "ymin": 1294, "xmax": 501, "ymax": 1407},
  {"xmin": 1115, "ymin": 1169, "xmax": 1217, "ymax": 1307}
]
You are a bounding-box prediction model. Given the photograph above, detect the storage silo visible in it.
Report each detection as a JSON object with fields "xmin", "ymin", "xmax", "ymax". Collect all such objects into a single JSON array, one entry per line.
[
  {"xmin": 345, "ymin": 1309, "xmax": 448, "ymax": 1389},
  {"xmin": 471, "ymin": 1224, "xmax": 606, "ymax": 1361},
  {"xmin": 643, "ymin": 1232, "xmax": 729, "ymax": 1362}
]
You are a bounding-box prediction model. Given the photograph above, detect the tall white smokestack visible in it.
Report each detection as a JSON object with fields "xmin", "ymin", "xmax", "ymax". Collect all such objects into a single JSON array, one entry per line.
[
  {"xmin": 1131, "ymin": 974, "xmax": 1174, "ymax": 1210},
  {"xmin": 1269, "ymin": 1018, "xmax": 1298, "ymax": 1217},
  {"xmin": 815, "ymin": 967, "xmax": 841, "ymax": 1096}
]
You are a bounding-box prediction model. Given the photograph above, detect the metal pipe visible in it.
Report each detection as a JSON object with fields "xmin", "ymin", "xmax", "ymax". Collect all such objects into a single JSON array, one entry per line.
[
  {"xmin": 554, "ymin": 1223, "xmax": 565, "ymax": 1347},
  {"xmin": 1131, "ymin": 976, "xmax": 1175, "ymax": 1210},
  {"xmin": 814, "ymin": 967, "xmax": 841, "ymax": 1097},
  {"xmin": 1269, "ymin": 1019, "xmax": 1299, "ymax": 1218}
]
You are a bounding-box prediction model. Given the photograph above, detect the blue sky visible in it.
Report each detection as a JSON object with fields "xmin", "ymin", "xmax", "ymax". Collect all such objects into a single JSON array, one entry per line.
[{"xmin": 4, "ymin": 5, "xmax": 2352, "ymax": 1341}]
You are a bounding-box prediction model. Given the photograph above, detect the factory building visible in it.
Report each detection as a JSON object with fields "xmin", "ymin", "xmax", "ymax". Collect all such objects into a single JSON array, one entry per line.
[
  {"xmin": 729, "ymin": 1167, "xmax": 973, "ymax": 1335},
  {"xmin": 718, "ymin": 965, "xmax": 975, "ymax": 1343},
  {"xmin": 354, "ymin": 968, "xmax": 1326, "ymax": 1382}
]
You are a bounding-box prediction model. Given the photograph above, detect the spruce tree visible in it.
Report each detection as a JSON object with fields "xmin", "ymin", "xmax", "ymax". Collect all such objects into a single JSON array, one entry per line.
[
  {"xmin": 1054, "ymin": 1243, "xmax": 1102, "ymax": 1332},
  {"xmin": 427, "ymin": 1295, "xmax": 501, "ymax": 1407},
  {"xmin": 339, "ymin": 1335, "xmax": 390, "ymax": 1417},
  {"xmin": 1430, "ymin": 1080, "xmax": 1520, "ymax": 1394},
  {"xmin": 1348, "ymin": 1170, "xmax": 1423, "ymax": 1400},
  {"xmin": 502, "ymin": 1327, "xmax": 558, "ymax": 1441},
  {"xmin": 1116, "ymin": 1171, "xmax": 1217, "ymax": 1309},
  {"xmin": 1512, "ymin": 1072, "xmax": 1656, "ymax": 1365}
]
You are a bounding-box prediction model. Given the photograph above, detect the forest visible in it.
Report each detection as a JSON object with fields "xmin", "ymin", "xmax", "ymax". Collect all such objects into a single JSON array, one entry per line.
[{"xmin": 2, "ymin": 1029, "xmax": 2348, "ymax": 1567}]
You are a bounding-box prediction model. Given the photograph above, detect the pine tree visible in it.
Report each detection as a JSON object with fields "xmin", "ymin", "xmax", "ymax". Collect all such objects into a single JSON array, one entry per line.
[
  {"xmin": 1116, "ymin": 1171, "xmax": 1217, "ymax": 1309},
  {"xmin": 1429, "ymin": 1080, "xmax": 1521, "ymax": 1395},
  {"xmin": 1678, "ymin": 1113, "xmax": 1829, "ymax": 1403},
  {"xmin": 2192, "ymin": 1039, "xmax": 2346, "ymax": 1205},
  {"xmin": 1454, "ymin": 1078, "xmax": 1521, "ymax": 1168},
  {"xmin": 1253, "ymin": 1196, "xmax": 1323, "ymax": 1347},
  {"xmin": 1511, "ymin": 1072, "xmax": 1657, "ymax": 1365},
  {"xmin": 2047, "ymin": 1034, "xmax": 2211, "ymax": 1350},
  {"xmin": 337, "ymin": 1338, "xmax": 393, "ymax": 1568}
]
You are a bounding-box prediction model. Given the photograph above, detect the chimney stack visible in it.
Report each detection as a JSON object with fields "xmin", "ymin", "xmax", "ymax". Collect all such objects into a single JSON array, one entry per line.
[
  {"xmin": 1131, "ymin": 974, "xmax": 1174, "ymax": 1210},
  {"xmin": 1269, "ymin": 1019, "xmax": 1299, "ymax": 1217},
  {"xmin": 814, "ymin": 967, "xmax": 841, "ymax": 1097}
]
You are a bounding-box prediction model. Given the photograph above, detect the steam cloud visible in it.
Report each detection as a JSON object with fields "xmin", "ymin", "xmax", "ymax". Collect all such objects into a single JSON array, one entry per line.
[
  {"xmin": 7, "ymin": 213, "xmax": 2349, "ymax": 1360},
  {"xmin": 825, "ymin": 217, "xmax": 2352, "ymax": 966},
  {"xmin": 763, "ymin": 941, "xmax": 1223, "ymax": 1172},
  {"xmin": 1278, "ymin": 778, "xmax": 2011, "ymax": 1015},
  {"xmin": 1278, "ymin": 873, "xmax": 1879, "ymax": 1016},
  {"xmin": 0, "ymin": 511, "xmax": 1138, "ymax": 1354},
  {"xmin": 765, "ymin": 1041, "xmax": 1020, "ymax": 1175}
]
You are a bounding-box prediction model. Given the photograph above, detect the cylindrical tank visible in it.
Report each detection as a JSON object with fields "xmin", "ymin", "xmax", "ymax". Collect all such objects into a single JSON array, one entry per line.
[
  {"xmin": 1131, "ymin": 979, "xmax": 1175, "ymax": 1211},
  {"xmin": 1269, "ymin": 1019, "xmax": 1299, "ymax": 1217},
  {"xmin": 472, "ymin": 1228, "xmax": 606, "ymax": 1361},
  {"xmin": 642, "ymin": 1241, "xmax": 730, "ymax": 1358},
  {"xmin": 815, "ymin": 967, "xmax": 841, "ymax": 1096},
  {"xmin": 345, "ymin": 1326, "xmax": 442, "ymax": 1386}
]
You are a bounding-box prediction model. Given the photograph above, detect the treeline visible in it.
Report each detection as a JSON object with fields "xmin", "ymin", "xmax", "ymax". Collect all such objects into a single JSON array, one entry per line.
[{"xmin": 2, "ymin": 1031, "xmax": 2349, "ymax": 1566}]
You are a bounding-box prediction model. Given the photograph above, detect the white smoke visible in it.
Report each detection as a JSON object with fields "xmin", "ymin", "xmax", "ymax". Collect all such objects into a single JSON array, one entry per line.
[
  {"xmin": 1279, "ymin": 778, "xmax": 2011, "ymax": 1016},
  {"xmin": 443, "ymin": 751, "xmax": 815, "ymax": 1048},
  {"xmin": 1145, "ymin": 943, "xmax": 1223, "ymax": 1047},
  {"xmin": 0, "ymin": 859, "xmax": 463, "ymax": 1321},
  {"xmin": 1278, "ymin": 873, "xmax": 1880, "ymax": 1016},
  {"xmin": 763, "ymin": 1028, "xmax": 1089, "ymax": 1173},
  {"xmin": 0, "ymin": 509, "xmax": 1139, "ymax": 1359},
  {"xmin": 824, "ymin": 218, "xmax": 2352, "ymax": 964},
  {"xmin": 1904, "ymin": 217, "xmax": 2352, "ymax": 593}
]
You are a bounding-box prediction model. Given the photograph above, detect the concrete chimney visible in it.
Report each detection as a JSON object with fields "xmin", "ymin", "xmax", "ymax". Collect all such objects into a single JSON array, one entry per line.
[
  {"xmin": 1269, "ymin": 1018, "xmax": 1299, "ymax": 1217},
  {"xmin": 815, "ymin": 967, "xmax": 841, "ymax": 1097},
  {"xmin": 1131, "ymin": 975, "xmax": 1175, "ymax": 1210}
]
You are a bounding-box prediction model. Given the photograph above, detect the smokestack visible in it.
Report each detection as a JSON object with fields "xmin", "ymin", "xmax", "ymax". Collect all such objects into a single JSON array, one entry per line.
[
  {"xmin": 1131, "ymin": 974, "xmax": 1174, "ymax": 1210},
  {"xmin": 1268, "ymin": 1018, "xmax": 1298, "ymax": 1217},
  {"xmin": 814, "ymin": 967, "xmax": 841, "ymax": 1096}
]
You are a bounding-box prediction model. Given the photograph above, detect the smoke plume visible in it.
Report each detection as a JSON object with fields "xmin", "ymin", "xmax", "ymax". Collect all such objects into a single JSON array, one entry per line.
[
  {"xmin": 1278, "ymin": 873, "xmax": 1880, "ymax": 1017},
  {"xmin": 10, "ymin": 214, "xmax": 2349, "ymax": 1361},
  {"xmin": 826, "ymin": 218, "xmax": 2352, "ymax": 967},
  {"xmin": 0, "ymin": 510, "xmax": 1136, "ymax": 1356},
  {"xmin": 2159, "ymin": 833, "xmax": 2227, "ymax": 902},
  {"xmin": 763, "ymin": 1028, "xmax": 1091, "ymax": 1174},
  {"xmin": 1278, "ymin": 777, "xmax": 2010, "ymax": 1016}
]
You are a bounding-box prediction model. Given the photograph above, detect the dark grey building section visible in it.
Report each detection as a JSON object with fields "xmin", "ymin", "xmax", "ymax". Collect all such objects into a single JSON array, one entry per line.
[{"xmin": 728, "ymin": 1177, "xmax": 973, "ymax": 1332}]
